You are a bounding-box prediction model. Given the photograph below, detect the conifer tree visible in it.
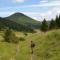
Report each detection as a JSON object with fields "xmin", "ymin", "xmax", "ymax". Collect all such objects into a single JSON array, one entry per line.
[
  {"xmin": 49, "ymin": 19, "xmax": 56, "ymax": 29},
  {"xmin": 40, "ymin": 19, "xmax": 48, "ymax": 32},
  {"xmin": 55, "ymin": 15, "xmax": 60, "ymax": 28}
]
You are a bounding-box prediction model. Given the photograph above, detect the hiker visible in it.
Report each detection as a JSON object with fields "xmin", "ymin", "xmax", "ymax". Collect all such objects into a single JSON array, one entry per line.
[{"xmin": 31, "ymin": 41, "xmax": 35, "ymax": 54}]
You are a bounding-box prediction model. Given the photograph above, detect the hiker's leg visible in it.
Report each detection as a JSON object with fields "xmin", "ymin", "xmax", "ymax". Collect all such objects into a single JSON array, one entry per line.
[{"xmin": 31, "ymin": 48, "xmax": 33, "ymax": 54}]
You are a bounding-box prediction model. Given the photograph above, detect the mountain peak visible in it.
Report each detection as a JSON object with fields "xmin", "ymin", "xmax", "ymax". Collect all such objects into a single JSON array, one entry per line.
[
  {"xmin": 5, "ymin": 12, "xmax": 40, "ymax": 29},
  {"xmin": 11, "ymin": 12, "xmax": 25, "ymax": 16},
  {"xmin": 14, "ymin": 12, "xmax": 23, "ymax": 15}
]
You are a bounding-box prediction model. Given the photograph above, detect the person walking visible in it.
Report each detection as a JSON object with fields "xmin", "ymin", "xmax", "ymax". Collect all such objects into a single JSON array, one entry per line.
[{"xmin": 31, "ymin": 41, "xmax": 35, "ymax": 54}]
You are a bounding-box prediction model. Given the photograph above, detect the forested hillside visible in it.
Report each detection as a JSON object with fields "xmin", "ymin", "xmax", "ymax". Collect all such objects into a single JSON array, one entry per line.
[
  {"xmin": 0, "ymin": 17, "xmax": 35, "ymax": 33},
  {"xmin": 5, "ymin": 12, "xmax": 41, "ymax": 29}
]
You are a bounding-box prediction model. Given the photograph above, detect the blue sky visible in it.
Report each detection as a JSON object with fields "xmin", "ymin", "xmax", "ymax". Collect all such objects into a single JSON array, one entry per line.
[{"xmin": 0, "ymin": 0, "xmax": 60, "ymax": 21}]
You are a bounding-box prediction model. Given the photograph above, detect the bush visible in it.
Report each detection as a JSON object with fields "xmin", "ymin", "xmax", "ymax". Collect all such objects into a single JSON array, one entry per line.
[
  {"xmin": 4, "ymin": 29, "xmax": 19, "ymax": 43},
  {"xmin": 24, "ymin": 32, "xmax": 28, "ymax": 36},
  {"xmin": 19, "ymin": 37, "xmax": 25, "ymax": 41}
]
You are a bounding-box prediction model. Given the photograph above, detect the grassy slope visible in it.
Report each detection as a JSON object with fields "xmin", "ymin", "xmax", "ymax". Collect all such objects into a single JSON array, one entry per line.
[{"xmin": 0, "ymin": 29, "xmax": 60, "ymax": 60}]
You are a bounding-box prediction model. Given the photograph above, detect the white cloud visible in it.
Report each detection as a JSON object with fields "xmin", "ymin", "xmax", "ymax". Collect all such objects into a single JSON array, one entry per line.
[
  {"xmin": 12, "ymin": 0, "xmax": 24, "ymax": 3},
  {"xmin": 22, "ymin": 7, "xmax": 60, "ymax": 21},
  {"xmin": 0, "ymin": 0, "xmax": 60, "ymax": 9},
  {"xmin": 0, "ymin": 7, "xmax": 60, "ymax": 21},
  {"xmin": 0, "ymin": 11, "xmax": 14, "ymax": 17},
  {"xmin": 22, "ymin": 0, "xmax": 60, "ymax": 8},
  {"xmin": 0, "ymin": 0, "xmax": 60, "ymax": 21},
  {"xmin": 40, "ymin": 0, "xmax": 48, "ymax": 3}
]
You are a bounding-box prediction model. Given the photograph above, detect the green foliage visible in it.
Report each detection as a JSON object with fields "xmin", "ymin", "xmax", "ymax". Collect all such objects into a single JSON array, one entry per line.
[
  {"xmin": 4, "ymin": 29, "xmax": 19, "ymax": 43},
  {"xmin": 49, "ymin": 19, "xmax": 56, "ymax": 29},
  {"xmin": 55, "ymin": 15, "xmax": 60, "ymax": 28},
  {"xmin": 24, "ymin": 32, "xmax": 28, "ymax": 36},
  {"xmin": 0, "ymin": 17, "xmax": 35, "ymax": 33},
  {"xmin": 4, "ymin": 28, "xmax": 12, "ymax": 42},
  {"xmin": 41, "ymin": 19, "xmax": 48, "ymax": 32},
  {"xmin": 19, "ymin": 37, "xmax": 25, "ymax": 41},
  {"xmin": 0, "ymin": 17, "xmax": 6, "ymax": 30}
]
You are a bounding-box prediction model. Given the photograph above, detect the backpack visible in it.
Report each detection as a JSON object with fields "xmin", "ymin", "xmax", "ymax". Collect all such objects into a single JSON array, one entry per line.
[{"xmin": 31, "ymin": 43, "xmax": 35, "ymax": 48}]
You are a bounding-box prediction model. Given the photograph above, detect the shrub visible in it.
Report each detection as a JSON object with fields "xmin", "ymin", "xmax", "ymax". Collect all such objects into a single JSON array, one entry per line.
[
  {"xmin": 19, "ymin": 37, "xmax": 25, "ymax": 41},
  {"xmin": 24, "ymin": 32, "xmax": 28, "ymax": 36},
  {"xmin": 4, "ymin": 29, "xmax": 19, "ymax": 43}
]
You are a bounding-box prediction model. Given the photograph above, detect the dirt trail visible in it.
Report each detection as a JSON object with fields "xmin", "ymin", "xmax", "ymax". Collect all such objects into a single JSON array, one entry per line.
[
  {"xmin": 10, "ymin": 44, "xmax": 20, "ymax": 60},
  {"xmin": 29, "ymin": 53, "xmax": 35, "ymax": 60}
]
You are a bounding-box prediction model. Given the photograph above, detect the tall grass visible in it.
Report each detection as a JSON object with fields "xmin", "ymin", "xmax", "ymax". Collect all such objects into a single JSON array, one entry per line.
[{"xmin": 0, "ymin": 29, "xmax": 60, "ymax": 60}]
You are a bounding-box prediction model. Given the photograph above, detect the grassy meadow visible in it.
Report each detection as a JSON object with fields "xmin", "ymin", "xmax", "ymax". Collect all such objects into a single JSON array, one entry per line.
[{"xmin": 0, "ymin": 29, "xmax": 60, "ymax": 60}]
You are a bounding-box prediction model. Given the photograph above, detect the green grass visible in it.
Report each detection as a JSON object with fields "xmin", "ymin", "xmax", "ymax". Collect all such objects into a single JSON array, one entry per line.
[{"xmin": 0, "ymin": 29, "xmax": 60, "ymax": 60}]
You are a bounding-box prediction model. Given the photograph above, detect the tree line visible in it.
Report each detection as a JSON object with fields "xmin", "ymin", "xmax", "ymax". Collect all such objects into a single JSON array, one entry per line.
[
  {"xmin": 0, "ymin": 15, "xmax": 60, "ymax": 43},
  {"xmin": 40, "ymin": 15, "xmax": 60, "ymax": 32},
  {"xmin": 0, "ymin": 17, "xmax": 35, "ymax": 33}
]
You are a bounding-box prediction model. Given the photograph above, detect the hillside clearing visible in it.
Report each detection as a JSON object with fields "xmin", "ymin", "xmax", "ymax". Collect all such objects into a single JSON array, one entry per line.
[{"xmin": 0, "ymin": 29, "xmax": 60, "ymax": 60}]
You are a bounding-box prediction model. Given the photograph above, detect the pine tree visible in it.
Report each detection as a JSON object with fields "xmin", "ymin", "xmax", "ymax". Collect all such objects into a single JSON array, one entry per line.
[
  {"xmin": 49, "ymin": 19, "xmax": 56, "ymax": 30},
  {"xmin": 58, "ymin": 15, "xmax": 60, "ymax": 28},
  {"xmin": 55, "ymin": 15, "xmax": 60, "ymax": 28},
  {"xmin": 40, "ymin": 19, "xmax": 48, "ymax": 32}
]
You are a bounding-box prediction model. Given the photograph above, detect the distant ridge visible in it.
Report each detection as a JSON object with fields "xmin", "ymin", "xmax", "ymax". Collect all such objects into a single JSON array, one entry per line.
[
  {"xmin": 5, "ymin": 12, "xmax": 41, "ymax": 29},
  {"xmin": 0, "ymin": 17, "xmax": 35, "ymax": 32},
  {"xmin": 0, "ymin": 12, "xmax": 41, "ymax": 32}
]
